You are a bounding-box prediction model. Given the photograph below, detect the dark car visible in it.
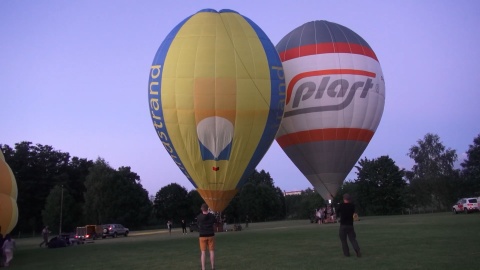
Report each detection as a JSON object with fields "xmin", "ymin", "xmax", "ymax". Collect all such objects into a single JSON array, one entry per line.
[{"xmin": 102, "ymin": 224, "xmax": 129, "ymax": 238}]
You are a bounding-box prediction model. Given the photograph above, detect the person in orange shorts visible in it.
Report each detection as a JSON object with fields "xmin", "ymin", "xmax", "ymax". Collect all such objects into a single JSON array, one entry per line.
[{"xmin": 197, "ymin": 203, "xmax": 216, "ymax": 270}]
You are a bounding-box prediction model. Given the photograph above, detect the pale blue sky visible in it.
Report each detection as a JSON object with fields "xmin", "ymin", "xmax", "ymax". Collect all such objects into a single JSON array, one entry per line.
[{"xmin": 1, "ymin": 0, "xmax": 479, "ymax": 196}]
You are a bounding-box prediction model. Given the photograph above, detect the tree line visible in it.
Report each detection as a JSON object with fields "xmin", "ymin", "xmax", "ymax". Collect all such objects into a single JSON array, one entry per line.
[
  {"xmin": 1, "ymin": 133, "xmax": 479, "ymax": 235},
  {"xmin": 0, "ymin": 141, "xmax": 288, "ymax": 235},
  {"xmin": 332, "ymin": 133, "xmax": 479, "ymax": 216}
]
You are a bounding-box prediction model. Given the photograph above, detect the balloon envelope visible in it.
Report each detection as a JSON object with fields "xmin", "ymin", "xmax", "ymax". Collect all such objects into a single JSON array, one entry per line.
[
  {"xmin": 0, "ymin": 158, "xmax": 18, "ymax": 199},
  {"xmin": 148, "ymin": 9, "xmax": 285, "ymax": 211},
  {"xmin": 276, "ymin": 20, "xmax": 385, "ymax": 200},
  {"xmin": 0, "ymin": 194, "xmax": 18, "ymax": 235},
  {"xmin": 0, "ymin": 153, "xmax": 18, "ymax": 234}
]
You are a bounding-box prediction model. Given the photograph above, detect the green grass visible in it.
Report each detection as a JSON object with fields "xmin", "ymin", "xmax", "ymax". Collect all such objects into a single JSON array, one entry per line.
[{"xmin": 9, "ymin": 212, "xmax": 480, "ymax": 269}]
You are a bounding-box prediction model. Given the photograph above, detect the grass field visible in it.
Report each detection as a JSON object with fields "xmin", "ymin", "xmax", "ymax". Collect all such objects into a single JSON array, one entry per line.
[{"xmin": 7, "ymin": 212, "xmax": 480, "ymax": 269}]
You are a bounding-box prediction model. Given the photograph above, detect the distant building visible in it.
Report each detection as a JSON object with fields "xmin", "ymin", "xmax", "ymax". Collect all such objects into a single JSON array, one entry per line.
[{"xmin": 284, "ymin": 190, "xmax": 302, "ymax": 196}]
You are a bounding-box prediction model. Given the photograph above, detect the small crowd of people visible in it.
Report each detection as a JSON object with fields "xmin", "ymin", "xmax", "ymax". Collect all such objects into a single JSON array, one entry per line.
[{"xmin": 313, "ymin": 204, "xmax": 336, "ymax": 224}]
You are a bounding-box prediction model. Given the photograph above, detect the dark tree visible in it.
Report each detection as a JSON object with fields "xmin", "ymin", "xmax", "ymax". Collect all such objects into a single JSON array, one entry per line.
[
  {"xmin": 67, "ymin": 157, "xmax": 93, "ymax": 204},
  {"xmin": 237, "ymin": 170, "xmax": 284, "ymax": 222},
  {"xmin": 83, "ymin": 158, "xmax": 116, "ymax": 224},
  {"xmin": 186, "ymin": 189, "xmax": 205, "ymax": 220},
  {"xmin": 284, "ymin": 193, "xmax": 302, "ymax": 219},
  {"xmin": 42, "ymin": 185, "xmax": 76, "ymax": 234},
  {"xmin": 153, "ymin": 183, "xmax": 189, "ymax": 225},
  {"xmin": 334, "ymin": 181, "xmax": 358, "ymax": 207},
  {"xmin": 299, "ymin": 188, "xmax": 325, "ymax": 219},
  {"xmin": 113, "ymin": 166, "xmax": 152, "ymax": 228},
  {"xmin": 407, "ymin": 133, "xmax": 459, "ymax": 210},
  {"xmin": 460, "ymin": 134, "xmax": 480, "ymax": 197},
  {"xmin": 83, "ymin": 159, "xmax": 151, "ymax": 228},
  {"xmin": 1, "ymin": 142, "xmax": 71, "ymax": 234},
  {"xmin": 354, "ymin": 156, "xmax": 407, "ymax": 215},
  {"xmin": 1, "ymin": 142, "xmax": 152, "ymax": 233}
]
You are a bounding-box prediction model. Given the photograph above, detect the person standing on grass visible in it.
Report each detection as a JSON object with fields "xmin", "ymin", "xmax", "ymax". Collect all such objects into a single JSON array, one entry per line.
[
  {"xmin": 2, "ymin": 234, "xmax": 16, "ymax": 267},
  {"xmin": 222, "ymin": 215, "xmax": 227, "ymax": 232},
  {"xmin": 39, "ymin": 225, "xmax": 50, "ymax": 248},
  {"xmin": 197, "ymin": 203, "xmax": 216, "ymax": 270},
  {"xmin": 337, "ymin": 193, "xmax": 361, "ymax": 258},
  {"xmin": 181, "ymin": 219, "xmax": 187, "ymax": 234},
  {"xmin": 167, "ymin": 220, "xmax": 172, "ymax": 235}
]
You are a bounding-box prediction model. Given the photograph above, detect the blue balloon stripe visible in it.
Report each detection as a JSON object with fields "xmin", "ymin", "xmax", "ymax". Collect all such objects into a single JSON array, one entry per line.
[
  {"xmin": 148, "ymin": 15, "xmax": 198, "ymax": 188},
  {"xmin": 235, "ymin": 15, "xmax": 285, "ymax": 188}
]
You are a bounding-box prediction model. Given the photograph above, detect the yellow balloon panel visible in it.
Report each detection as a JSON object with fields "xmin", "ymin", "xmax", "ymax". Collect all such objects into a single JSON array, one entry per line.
[
  {"xmin": 0, "ymin": 159, "xmax": 17, "ymax": 199},
  {"xmin": 0, "ymin": 194, "xmax": 18, "ymax": 235}
]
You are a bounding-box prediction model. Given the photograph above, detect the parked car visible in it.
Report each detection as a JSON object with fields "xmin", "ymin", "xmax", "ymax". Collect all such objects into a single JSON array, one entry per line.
[
  {"xmin": 452, "ymin": 198, "xmax": 479, "ymax": 214},
  {"xmin": 102, "ymin": 224, "xmax": 129, "ymax": 238}
]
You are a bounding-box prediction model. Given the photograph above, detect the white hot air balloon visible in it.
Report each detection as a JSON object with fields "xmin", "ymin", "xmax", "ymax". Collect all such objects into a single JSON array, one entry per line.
[{"xmin": 275, "ymin": 20, "xmax": 385, "ymax": 200}]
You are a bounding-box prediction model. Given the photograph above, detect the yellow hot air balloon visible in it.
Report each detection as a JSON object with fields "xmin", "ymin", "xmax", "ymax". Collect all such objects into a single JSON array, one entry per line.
[
  {"xmin": 0, "ymin": 151, "xmax": 19, "ymax": 234},
  {"xmin": 148, "ymin": 9, "xmax": 285, "ymax": 212}
]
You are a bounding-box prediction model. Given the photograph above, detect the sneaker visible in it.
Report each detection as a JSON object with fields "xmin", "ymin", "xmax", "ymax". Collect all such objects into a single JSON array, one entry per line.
[{"xmin": 356, "ymin": 250, "xmax": 362, "ymax": 258}]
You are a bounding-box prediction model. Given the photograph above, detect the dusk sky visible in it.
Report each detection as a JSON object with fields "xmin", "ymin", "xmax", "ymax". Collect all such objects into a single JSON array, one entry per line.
[{"xmin": 2, "ymin": 1, "xmax": 479, "ymax": 197}]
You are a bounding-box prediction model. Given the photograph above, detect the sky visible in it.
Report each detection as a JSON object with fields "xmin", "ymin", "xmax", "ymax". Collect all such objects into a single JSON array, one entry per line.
[{"xmin": 1, "ymin": 0, "xmax": 479, "ymax": 197}]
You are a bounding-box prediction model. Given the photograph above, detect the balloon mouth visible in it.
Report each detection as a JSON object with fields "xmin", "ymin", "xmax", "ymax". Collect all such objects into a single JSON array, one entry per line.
[{"xmin": 197, "ymin": 189, "xmax": 238, "ymax": 212}]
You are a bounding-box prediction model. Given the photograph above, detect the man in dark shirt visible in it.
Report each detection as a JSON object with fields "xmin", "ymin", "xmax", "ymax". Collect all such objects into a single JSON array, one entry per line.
[
  {"xmin": 197, "ymin": 203, "xmax": 216, "ymax": 270},
  {"xmin": 337, "ymin": 193, "xmax": 361, "ymax": 257},
  {"xmin": 181, "ymin": 219, "xmax": 187, "ymax": 234}
]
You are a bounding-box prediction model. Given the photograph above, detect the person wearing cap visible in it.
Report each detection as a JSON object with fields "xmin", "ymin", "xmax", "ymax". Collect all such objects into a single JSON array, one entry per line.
[
  {"xmin": 197, "ymin": 203, "xmax": 216, "ymax": 270},
  {"xmin": 337, "ymin": 193, "xmax": 361, "ymax": 258}
]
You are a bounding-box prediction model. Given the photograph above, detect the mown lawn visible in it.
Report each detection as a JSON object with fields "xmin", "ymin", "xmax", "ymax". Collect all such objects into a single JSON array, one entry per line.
[{"xmin": 9, "ymin": 212, "xmax": 480, "ymax": 269}]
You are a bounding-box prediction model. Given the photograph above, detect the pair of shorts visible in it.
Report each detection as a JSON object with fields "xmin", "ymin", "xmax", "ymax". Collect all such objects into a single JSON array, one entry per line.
[{"xmin": 199, "ymin": 236, "xmax": 215, "ymax": 251}]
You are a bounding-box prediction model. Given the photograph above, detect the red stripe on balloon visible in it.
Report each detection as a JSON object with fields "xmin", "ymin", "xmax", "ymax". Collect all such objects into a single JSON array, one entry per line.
[
  {"xmin": 279, "ymin": 42, "xmax": 378, "ymax": 62},
  {"xmin": 285, "ymin": 69, "xmax": 376, "ymax": 104},
  {"xmin": 276, "ymin": 128, "xmax": 374, "ymax": 148}
]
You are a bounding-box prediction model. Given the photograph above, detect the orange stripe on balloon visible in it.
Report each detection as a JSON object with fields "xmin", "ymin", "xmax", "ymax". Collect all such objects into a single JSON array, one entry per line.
[
  {"xmin": 277, "ymin": 128, "xmax": 374, "ymax": 148},
  {"xmin": 286, "ymin": 69, "xmax": 376, "ymax": 104},
  {"xmin": 194, "ymin": 77, "xmax": 236, "ymax": 124}
]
